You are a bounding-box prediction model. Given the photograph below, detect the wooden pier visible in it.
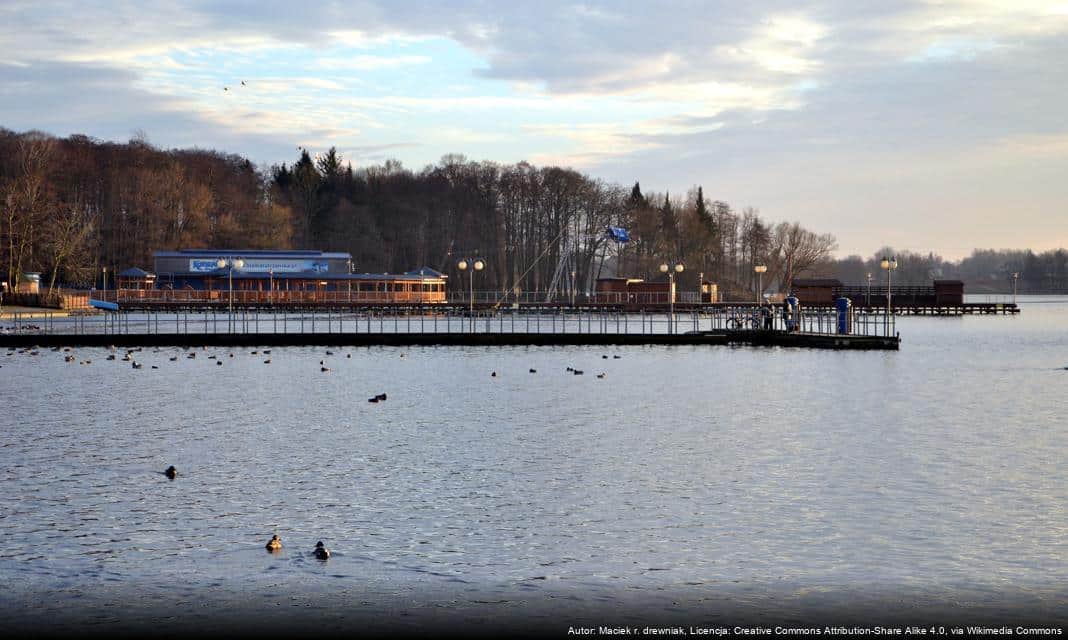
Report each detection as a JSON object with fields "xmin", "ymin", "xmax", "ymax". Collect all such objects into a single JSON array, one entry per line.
[{"xmin": 0, "ymin": 329, "xmax": 899, "ymax": 350}]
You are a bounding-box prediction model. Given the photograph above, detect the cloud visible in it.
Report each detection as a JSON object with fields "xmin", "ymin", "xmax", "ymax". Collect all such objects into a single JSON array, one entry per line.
[
  {"xmin": 3, "ymin": 1, "xmax": 1068, "ymax": 257},
  {"xmin": 313, "ymin": 55, "xmax": 432, "ymax": 70}
]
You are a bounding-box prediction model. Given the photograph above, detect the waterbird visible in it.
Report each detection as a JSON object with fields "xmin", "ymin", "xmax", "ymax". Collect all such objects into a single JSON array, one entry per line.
[
  {"xmin": 151, "ymin": 365, "xmax": 159, "ymax": 369},
  {"xmin": 325, "ymin": 350, "xmax": 334, "ymax": 355},
  {"xmin": 169, "ymin": 356, "xmax": 177, "ymax": 361},
  {"xmin": 132, "ymin": 361, "xmax": 143, "ymax": 369},
  {"xmin": 491, "ymin": 371, "xmax": 497, "ymax": 377},
  {"xmin": 106, "ymin": 354, "xmax": 116, "ymax": 360},
  {"xmin": 216, "ymin": 361, "xmax": 222, "ymax": 366},
  {"xmin": 613, "ymin": 355, "xmax": 621, "ymax": 359},
  {"xmin": 321, "ymin": 366, "xmax": 330, "ymax": 372},
  {"xmin": 596, "ymin": 373, "xmax": 606, "ymax": 379},
  {"xmin": 264, "ymin": 359, "xmax": 271, "ymax": 364},
  {"xmin": 376, "ymin": 393, "xmax": 387, "ymax": 401},
  {"xmin": 602, "ymin": 355, "xmax": 608, "ymax": 359},
  {"xmin": 241, "ymin": 80, "xmax": 246, "ymax": 86},
  {"xmin": 566, "ymin": 367, "xmax": 573, "ymax": 372},
  {"xmin": 313, "ymin": 541, "xmax": 330, "ymax": 560},
  {"xmin": 263, "ymin": 350, "xmax": 270, "ymax": 354},
  {"xmin": 347, "ymin": 354, "xmax": 351, "ymax": 358},
  {"xmin": 368, "ymin": 397, "xmax": 379, "ymax": 403},
  {"xmin": 251, "ymin": 351, "xmax": 258, "ymax": 355},
  {"xmin": 265, "ymin": 535, "xmax": 282, "ymax": 551},
  {"xmin": 529, "ymin": 368, "xmax": 537, "ymax": 373},
  {"xmin": 164, "ymin": 466, "xmax": 177, "ymax": 479},
  {"xmin": 573, "ymin": 370, "xmax": 583, "ymax": 375}
]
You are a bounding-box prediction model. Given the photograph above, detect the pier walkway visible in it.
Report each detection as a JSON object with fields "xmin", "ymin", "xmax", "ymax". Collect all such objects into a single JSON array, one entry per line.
[{"xmin": 0, "ymin": 307, "xmax": 899, "ymax": 350}]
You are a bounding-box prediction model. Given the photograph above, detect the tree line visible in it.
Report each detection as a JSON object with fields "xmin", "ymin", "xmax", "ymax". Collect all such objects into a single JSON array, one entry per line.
[
  {"xmin": 833, "ymin": 248, "xmax": 1068, "ymax": 293},
  {"xmin": 2, "ymin": 127, "xmax": 1059, "ymax": 299},
  {"xmin": 0, "ymin": 128, "xmax": 838, "ymax": 300}
]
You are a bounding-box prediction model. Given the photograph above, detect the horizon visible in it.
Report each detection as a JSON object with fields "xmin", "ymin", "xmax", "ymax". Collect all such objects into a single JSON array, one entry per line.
[{"xmin": 2, "ymin": 1, "xmax": 1067, "ymax": 261}]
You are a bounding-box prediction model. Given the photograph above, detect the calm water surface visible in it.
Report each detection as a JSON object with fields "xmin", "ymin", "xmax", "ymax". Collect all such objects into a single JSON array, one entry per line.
[{"xmin": 1, "ymin": 297, "xmax": 1066, "ymax": 632}]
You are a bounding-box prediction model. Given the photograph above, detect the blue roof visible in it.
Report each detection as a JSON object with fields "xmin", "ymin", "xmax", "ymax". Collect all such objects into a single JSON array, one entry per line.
[
  {"xmin": 117, "ymin": 267, "xmax": 154, "ymax": 277},
  {"xmin": 170, "ymin": 271, "xmax": 444, "ymax": 281},
  {"xmin": 154, "ymin": 249, "xmax": 352, "ymax": 260},
  {"xmin": 405, "ymin": 266, "xmax": 446, "ymax": 278}
]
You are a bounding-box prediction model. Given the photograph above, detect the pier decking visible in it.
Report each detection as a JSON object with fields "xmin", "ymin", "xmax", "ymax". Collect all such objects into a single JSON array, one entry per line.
[{"xmin": 0, "ymin": 307, "xmax": 900, "ymax": 350}]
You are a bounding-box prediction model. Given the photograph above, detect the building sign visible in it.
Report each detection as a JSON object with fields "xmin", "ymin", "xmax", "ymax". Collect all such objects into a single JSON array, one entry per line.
[{"xmin": 189, "ymin": 259, "xmax": 330, "ymax": 273}]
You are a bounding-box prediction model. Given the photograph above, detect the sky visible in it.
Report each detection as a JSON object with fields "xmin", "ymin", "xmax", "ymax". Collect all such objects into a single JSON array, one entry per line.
[{"xmin": 1, "ymin": 0, "xmax": 1066, "ymax": 260}]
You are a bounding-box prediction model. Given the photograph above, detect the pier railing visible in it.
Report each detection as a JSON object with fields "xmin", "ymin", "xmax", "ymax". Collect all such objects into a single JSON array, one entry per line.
[{"xmin": 2, "ymin": 306, "xmax": 896, "ymax": 339}]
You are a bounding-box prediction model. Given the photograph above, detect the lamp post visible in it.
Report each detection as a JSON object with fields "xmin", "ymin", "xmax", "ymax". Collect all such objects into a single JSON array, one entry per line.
[
  {"xmin": 102, "ymin": 266, "xmax": 108, "ymax": 300},
  {"xmin": 216, "ymin": 257, "xmax": 245, "ymax": 330},
  {"xmin": 880, "ymin": 256, "xmax": 897, "ymax": 333},
  {"xmin": 457, "ymin": 258, "xmax": 484, "ymax": 331},
  {"xmin": 1012, "ymin": 272, "xmax": 1019, "ymax": 305},
  {"xmin": 866, "ymin": 272, "xmax": 872, "ymax": 307},
  {"xmin": 754, "ymin": 264, "xmax": 767, "ymax": 304},
  {"xmin": 659, "ymin": 262, "xmax": 684, "ymax": 334}
]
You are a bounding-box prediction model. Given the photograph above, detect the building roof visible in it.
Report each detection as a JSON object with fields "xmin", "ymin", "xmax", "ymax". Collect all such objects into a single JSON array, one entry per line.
[
  {"xmin": 154, "ymin": 249, "xmax": 352, "ymax": 260},
  {"xmin": 117, "ymin": 267, "xmax": 155, "ymax": 278},
  {"xmin": 168, "ymin": 271, "xmax": 445, "ymax": 281},
  {"xmin": 405, "ymin": 266, "xmax": 447, "ymax": 278},
  {"xmin": 933, "ymin": 279, "xmax": 965, "ymax": 285}
]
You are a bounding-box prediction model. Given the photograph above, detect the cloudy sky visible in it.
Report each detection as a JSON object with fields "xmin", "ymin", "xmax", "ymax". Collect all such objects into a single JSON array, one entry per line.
[{"xmin": 2, "ymin": 1, "xmax": 1066, "ymax": 259}]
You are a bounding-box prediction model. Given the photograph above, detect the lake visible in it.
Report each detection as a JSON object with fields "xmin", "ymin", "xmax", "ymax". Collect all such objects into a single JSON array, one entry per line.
[{"xmin": 1, "ymin": 296, "xmax": 1066, "ymax": 635}]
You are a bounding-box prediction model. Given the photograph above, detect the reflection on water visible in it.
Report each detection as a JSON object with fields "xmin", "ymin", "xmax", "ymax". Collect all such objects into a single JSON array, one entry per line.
[{"xmin": 1, "ymin": 297, "xmax": 1066, "ymax": 631}]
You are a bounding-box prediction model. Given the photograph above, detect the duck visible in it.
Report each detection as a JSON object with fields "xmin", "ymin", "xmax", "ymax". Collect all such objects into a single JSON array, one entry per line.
[
  {"xmin": 263, "ymin": 359, "xmax": 271, "ymax": 364},
  {"xmin": 313, "ymin": 541, "xmax": 330, "ymax": 560},
  {"xmin": 169, "ymin": 356, "xmax": 178, "ymax": 361},
  {"xmin": 573, "ymin": 369, "xmax": 583, "ymax": 375},
  {"xmin": 265, "ymin": 535, "xmax": 282, "ymax": 551},
  {"xmin": 376, "ymin": 393, "xmax": 387, "ymax": 401},
  {"xmin": 131, "ymin": 361, "xmax": 143, "ymax": 369},
  {"xmin": 216, "ymin": 361, "xmax": 222, "ymax": 366},
  {"xmin": 164, "ymin": 465, "xmax": 177, "ymax": 479},
  {"xmin": 529, "ymin": 368, "xmax": 537, "ymax": 373},
  {"xmin": 596, "ymin": 373, "xmax": 606, "ymax": 379},
  {"xmin": 321, "ymin": 366, "xmax": 330, "ymax": 372},
  {"xmin": 491, "ymin": 371, "xmax": 497, "ymax": 377}
]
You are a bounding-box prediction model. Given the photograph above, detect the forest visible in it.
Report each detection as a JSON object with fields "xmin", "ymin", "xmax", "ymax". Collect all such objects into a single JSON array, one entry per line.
[{"xmin": 1, "ymin": 127, "xmax": 1063, "ymax": 299}]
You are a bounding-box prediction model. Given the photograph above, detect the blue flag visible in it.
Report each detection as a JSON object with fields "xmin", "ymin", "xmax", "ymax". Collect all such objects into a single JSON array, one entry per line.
[{"xmin": 606, "ymin": 226, "xmax": 631, "ymax": 243}]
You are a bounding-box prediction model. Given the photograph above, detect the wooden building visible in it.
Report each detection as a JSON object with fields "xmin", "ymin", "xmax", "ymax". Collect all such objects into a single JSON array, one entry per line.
[
  {"xmin": 113, "ymin": 249, "xmax": 449, "ymax": 304},
  {"xmin": 791, "ymin": 278, "xmax": 843, "ymax": 304}
]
